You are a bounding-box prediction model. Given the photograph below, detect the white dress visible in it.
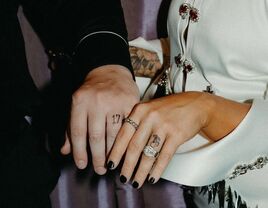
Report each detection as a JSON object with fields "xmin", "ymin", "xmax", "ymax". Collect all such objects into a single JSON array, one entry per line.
[{"xmin": 131, "ymin": 0, "xmax": 268, "ymax": 207}]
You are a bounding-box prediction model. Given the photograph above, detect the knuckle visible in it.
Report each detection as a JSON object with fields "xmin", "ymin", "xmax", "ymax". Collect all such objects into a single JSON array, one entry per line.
[
  {"xmin": 108, "ymin": 131, "xmax": 118, "ymax": 140},
  {"xmin": 70, "ymin": 128, "xmax": 84, "ymax": 139},
  {"xmin": 162, "ymin": 123, "xmax": 176, "ymax": 134},
  {"xmin": 155, "ymin": 161, "xmax": 168, "ymax": 172},
  {"xmin": 90, "ymin": 132, "xmax": 104, "ymax": 143},
  {"xmin": 159, "ymin": 152, "xmax": 172, "ymax": 163},
  {"xmin": 136, "ymin": 168, "xmax": 148, "ymax": 178},
  {"xmin": 128, "ymin": 141, "xmax": 141, "ymax": 153},
  {"xmin": 133, "ymin": 103, "xmax": 148, "ymax": 115},
  {"xmin": 122, "ymin": 163, "xmax": 133, "ymax": 174},
  {"xmin": 147, "ymin": 110, "xmax": 160, "ymax": 121},
  {"xmin": 72, "ymin": 90, "xmax": 87, "ymax": 105},
  {"xmin": 175, "ymin": 129, "xmax": 187, "ymax": 140}
]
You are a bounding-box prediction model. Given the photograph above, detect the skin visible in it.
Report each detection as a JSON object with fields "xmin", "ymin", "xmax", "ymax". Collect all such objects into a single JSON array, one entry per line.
[
  {"xmin": 129, "ymin": 46, "xmax": 162, "ymax": 78},
  {"xmin": 108, "ymin": 88, "xmax": 251, "ymax": 188},
  {"xmin": 61, "ymin": 64, "xmax": 140, "ymax": 175}
]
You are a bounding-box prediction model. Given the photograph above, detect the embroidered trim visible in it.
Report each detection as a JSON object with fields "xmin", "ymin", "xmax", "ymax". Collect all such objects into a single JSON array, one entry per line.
[{"xmin": 229, "ymin": 156, "xmax": 268, "ymax": 180}]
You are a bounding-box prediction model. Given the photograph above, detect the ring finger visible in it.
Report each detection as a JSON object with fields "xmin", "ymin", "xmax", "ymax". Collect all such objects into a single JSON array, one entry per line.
[{"xmin": 132, "ymin": 132, "xmax": 166, "ymax": 189}]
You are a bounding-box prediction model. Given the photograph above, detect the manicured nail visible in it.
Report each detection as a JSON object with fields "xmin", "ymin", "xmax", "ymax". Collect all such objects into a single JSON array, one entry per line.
[
  {"xmin": 120, "ymin": 175, "xmax": 127, "ymax": 184},
  {"xmin": 107, "ymin": 161, "xmax": 115, "ymax": 170},
  {"xmin": 149, "ymin": 177, "xmax": 155, "ymax": 184},
  {"xmin": 132, "ymin": 181, "xmax": 139, "ymax": 189},
  {"xmin": 77, "ymin": 160, "xmax": 86, "ymax": 169}
]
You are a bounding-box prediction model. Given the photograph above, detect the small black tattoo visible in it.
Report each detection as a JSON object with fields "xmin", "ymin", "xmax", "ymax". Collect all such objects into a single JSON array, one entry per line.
[
  {"xmin": 112, "ymin": 114, "xmax": 121, "ymax": 124},
  {"xmin": 150, "ymin": 134, "xmax": 161, "ymax": 148}
]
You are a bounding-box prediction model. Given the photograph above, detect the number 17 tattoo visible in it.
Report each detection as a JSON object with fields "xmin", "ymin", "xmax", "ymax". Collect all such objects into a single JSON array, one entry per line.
[{"xmin": 112, "ymin": 114, "xmax": 121, "ymax": 124}]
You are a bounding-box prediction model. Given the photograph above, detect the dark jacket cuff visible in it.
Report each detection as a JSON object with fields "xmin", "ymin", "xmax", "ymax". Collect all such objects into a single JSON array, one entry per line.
[{"xmin": 72, "ymin": 32, "xmax": 134, "ymax": 82}]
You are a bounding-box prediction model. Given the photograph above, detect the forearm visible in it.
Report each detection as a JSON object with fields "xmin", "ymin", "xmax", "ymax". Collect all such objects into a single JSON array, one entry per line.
[
  {"xmin": 201, "ymin": 93, "xmax": 252, "ymax": 141},
  {"xmin": 129, "ymin": 37, "xmax": 170, "ymax": 78},
  {"xmin": 21, "ymin": 0, "xmax": 133, "ymax": 80}
]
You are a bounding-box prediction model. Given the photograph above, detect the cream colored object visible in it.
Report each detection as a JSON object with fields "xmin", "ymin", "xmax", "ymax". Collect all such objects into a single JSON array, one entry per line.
[
  {"xmin": 131, "ymin": 0, "xmax": 268, "ymax": 207},
  {"xmin": 167, "ymin": 0, "xmax": 268, "ymax": 206}
]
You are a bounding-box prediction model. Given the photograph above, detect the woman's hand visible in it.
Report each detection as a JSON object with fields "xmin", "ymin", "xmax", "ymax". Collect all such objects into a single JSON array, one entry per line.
[{"xmin": 107, "ymin": 92, "xmax": 251, "ymax": 188}]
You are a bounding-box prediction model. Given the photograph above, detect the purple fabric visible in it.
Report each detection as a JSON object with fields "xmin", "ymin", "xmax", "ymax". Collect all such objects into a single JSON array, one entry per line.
[
  {"xmin": 19, "ymin": 0, "xmax": 187, "ymax": 207},
  {"xmin": 122, "ymin": 0, "xmax": 163, "ymax": 40}
]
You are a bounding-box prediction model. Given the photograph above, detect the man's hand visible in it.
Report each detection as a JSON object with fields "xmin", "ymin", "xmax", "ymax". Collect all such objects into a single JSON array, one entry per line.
[{"xmin": 61, "ymin": 65, "xmax": 139, "ymax": 175}]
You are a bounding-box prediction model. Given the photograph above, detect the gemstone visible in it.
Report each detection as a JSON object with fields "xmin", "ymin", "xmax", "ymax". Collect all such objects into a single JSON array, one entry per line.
[
  {"xmin": 179, "ymin": 3, "xmax": 190, "ymax": 19},
  {"xmin": 174, "ymin": 53, "xmax": 183, "ymax": 67},
  {"xmin": 189, "ymin": 8, "xmax": 200, "ymax": 22}
]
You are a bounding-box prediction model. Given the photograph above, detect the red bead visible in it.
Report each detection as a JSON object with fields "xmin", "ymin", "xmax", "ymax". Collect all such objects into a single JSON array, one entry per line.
[
  {"xmin": 179, "ymin": 3, "xmax": 190, "ymax": 19},
  {"xmin": 174, "ymin": 53, "xmax": 183, "ymax": 66},
  {"xmin": 184, "ymin": 64, "xmax": 193, "ymax": 73},
  {"xmin": 189, "ymin": 8, "xmax": 200, "ymax": 22}
]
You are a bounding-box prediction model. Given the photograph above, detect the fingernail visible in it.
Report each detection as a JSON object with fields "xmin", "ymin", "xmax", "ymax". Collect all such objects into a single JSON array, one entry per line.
[
  {"xmin": 120, "ymin": 175, "xmax": 127, "ymax": 184},
  {"xmin": 77, "ymin": 160, "xmax": 86, "ymax": 169},
  {"xmin": 132, "ymin": 181, "xmax": 139, "ymax": 189},
  {"xmin": 107, "ymin": 161, "xmax": 115, "ymax": 170},
  {"xmin": 95, "ymin": 167, "xmax": 107, "ymax": 175},
  {"xmin": 149, "ymin": 177, "xmax": 155, "ymax": 184}
]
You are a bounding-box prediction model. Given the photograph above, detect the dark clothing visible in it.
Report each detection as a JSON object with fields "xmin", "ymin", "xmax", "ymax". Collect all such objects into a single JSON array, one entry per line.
[{"xmin": 0, "ymin": 0, "xmax": 132, "ymax": 207}]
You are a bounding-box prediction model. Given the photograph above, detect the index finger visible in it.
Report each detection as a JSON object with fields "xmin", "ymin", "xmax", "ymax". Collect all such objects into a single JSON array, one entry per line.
[{"xmin": 107, "ymin": 116, "xmax": 139, "ymax": 170}]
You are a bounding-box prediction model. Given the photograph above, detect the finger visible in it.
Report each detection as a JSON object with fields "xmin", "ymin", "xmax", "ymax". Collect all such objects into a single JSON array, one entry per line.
[
  {"xmin": 106, "ymin": 113, "xmax": 123, "ymax": 156},
  {"xmin": 88, "ymin": 114, "xmax": 107, "ymax": 175},
  {"xmin": 70, "ymin": 104, "xmax": 88, "ymax": 169},
  {"xmin": 61, "ymin": 132, "xmax": 71, "ymax": 155},
  {"xmin": 119, "ymin": 120, "xmax": 152, "ymax": 183},
  {"xmin": 132, "ymin": 133, "xmax": 166, "ymax": 188},
  {"xmin": 107, "ymin": 116, "xmax": 140, "ymax": 170},
  {"xmin": 148, "ymin": 136, "xmax": 178, "ymax": 184}
]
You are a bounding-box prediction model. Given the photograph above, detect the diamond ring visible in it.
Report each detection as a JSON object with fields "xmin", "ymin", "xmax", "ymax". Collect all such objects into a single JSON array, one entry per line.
[{"xmin": 143, "ymin": 145, "xmax": 159, "ymax": 158}]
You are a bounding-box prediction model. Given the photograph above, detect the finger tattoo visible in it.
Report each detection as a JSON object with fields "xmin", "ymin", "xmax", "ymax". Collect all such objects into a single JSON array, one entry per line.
[
  {"xmin": 112, "ymin": 114, "xmax": 121, "ymax": 124},
  {"xmin": 150, "ymin": 135, "xmax": 161, "ymax": 148}
]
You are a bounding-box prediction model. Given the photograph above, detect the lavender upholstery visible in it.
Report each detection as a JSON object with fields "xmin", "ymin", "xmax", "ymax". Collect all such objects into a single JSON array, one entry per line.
[{"xmin": 18, "ymin": 0, "xmax": 186, "ymax": 207}]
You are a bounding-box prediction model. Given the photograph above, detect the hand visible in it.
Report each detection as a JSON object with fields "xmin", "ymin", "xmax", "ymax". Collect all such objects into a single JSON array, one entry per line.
[
  {"xmin": 61, "ymin": 65, "xmax": 139, "ymax": 175},
  {"xmin": 107, "ymin": 92, "xmax": 251, "ymax": 188}
]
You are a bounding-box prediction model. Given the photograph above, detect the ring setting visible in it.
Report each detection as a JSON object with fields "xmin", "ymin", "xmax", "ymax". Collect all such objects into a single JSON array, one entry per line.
[
  {"xmin": 124, "ymin": 117, "xmax": 139, "ymax": 130},
  {"xmin": 143, "ymin": 145, "xmax": 159, "ymax": 158}
]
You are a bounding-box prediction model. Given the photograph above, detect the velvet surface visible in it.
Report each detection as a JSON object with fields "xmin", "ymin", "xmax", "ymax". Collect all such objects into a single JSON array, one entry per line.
[{"xmin": 18, "ymin": 0, "xmax": 186, "ymax": 207}]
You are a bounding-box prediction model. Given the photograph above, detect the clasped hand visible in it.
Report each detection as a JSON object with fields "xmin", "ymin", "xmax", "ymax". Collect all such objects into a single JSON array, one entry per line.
[
  {"xmin": 107, "ymin": 92, "xmax": 212, "ymax": 187},
  {"xmin": 107, "ymin": 91, "xmax": 251, "ymax": 188},
  {"xmin": 61, "ymin": 65, "xmax": 139, "ymax": 175}
]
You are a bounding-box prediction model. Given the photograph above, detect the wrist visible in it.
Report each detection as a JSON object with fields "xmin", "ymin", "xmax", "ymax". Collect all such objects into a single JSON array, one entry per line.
[
  {"xmin": 196, "ymin": 92, "xmax": 217, "ymax": 129},
  {"xmin": 86, "ymin": 64, "xmax": 133, "ymax": 80},
  {"xmin": 201, "ymin": 93, "xmax": 251, "ymax": 141}
]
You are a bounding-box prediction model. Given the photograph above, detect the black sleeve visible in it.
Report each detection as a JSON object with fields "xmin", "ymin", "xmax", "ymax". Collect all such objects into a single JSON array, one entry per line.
[{"xmin": 19, "ymin": 0, "xmax": 133, "ymax": 79}]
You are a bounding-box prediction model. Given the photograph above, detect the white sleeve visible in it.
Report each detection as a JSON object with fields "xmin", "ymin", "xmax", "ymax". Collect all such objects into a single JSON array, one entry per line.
[{"xmin": 161, "ymin": 99, "xmax": 268, "ymax": 186}]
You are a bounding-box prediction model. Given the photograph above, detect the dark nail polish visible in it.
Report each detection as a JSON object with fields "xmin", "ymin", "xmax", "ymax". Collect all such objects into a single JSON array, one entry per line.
[
  {"xmin": 149, "ymin": 177, "xmax": 155, "ymax": 184},
  {"xmin": 132, "ymin": 181, "xmax": 139, "ymax": 189},
  {"xmin": 120, "ymin": 175, "xmax": 127, "ymax": 184},
  {"xmin": 107, "ymin": 161, "xmax": 115, "ymax": 170}
]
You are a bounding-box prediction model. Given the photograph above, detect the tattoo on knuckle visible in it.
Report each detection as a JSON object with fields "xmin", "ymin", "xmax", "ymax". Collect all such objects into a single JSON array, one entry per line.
[
  {"xmin": 112, "ymin": 114, "xmax": 121, "ymax": 124},
  {"xmin": 150, "ymin": 134, "xmax": 161, "ymax": 148}
]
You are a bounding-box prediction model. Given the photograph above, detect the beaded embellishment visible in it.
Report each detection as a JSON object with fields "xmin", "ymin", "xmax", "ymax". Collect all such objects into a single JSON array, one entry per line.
[{"xmin": 229, "ymin": 156, "xmax": 268, "ymax": 180}]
